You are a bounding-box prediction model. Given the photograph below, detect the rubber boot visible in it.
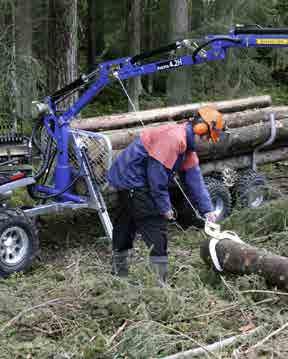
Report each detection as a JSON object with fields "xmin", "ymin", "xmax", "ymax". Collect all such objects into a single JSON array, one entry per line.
[
  {"xmin": 111, "ymin": 250, "xmax": 129, "ymax": 277},
  {"xmin": 149, "ymin": 256, "xmax": 168, "ymax": 287}
]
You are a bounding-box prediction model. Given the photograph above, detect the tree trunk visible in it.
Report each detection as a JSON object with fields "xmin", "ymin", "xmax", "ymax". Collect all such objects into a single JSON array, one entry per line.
[
  {"xmin": 48, "ymin": 0, "xmax": 78, "ymax": 107},
  {"xmin": 127, "ymin": 0, "xmax": 142, "ymax": 111},
  {"xmin": 72, "ymin": 95, "xmax": 272, "ymax": 131},
  {"xmin": 15, "ymin": 0, "xmax": 32, "ymax": 119},
  {"xmin": 32, "ymin": 0, "xmax": 49, "ymax": 80},
  {"xmin": 88, "ymin": 0, "xmax": 105, "ymax": 70},
  {"xmin": 191, "ymin": 0, "xmax": 204, "ymax": 30},
  {"xmin": 167, "ymin": 0, "xmax": 191, "ymax": 105},
  {"xmin": 144, "ymin": 0, "xmax": 154, "ymax": 94},
  {"xmin": 200, "ymin": 238, "xmax": 288, "ymax": 290},
  {"xmin": 67, "ymin": 0, "xmax": 78, "ymax": 100}
]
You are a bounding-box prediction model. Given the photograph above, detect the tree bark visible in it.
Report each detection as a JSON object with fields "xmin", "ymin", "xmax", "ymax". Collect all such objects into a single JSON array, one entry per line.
[
  {"xmin": 167, "ymin": 0, "xmax": 191, "ymax": 105},
  {"xmin": 200, "ymin": 238, "xmax": 288, "ymax": 290},
  {"xmin": 144, "ymin": 0, "xmax": 154, "ymax": 94},
  {"xmin": 15, "ymin": 0, "xmax": 32, "ymax": 119},
  {"xmin": 48, "ymin": 0, "xmax": 78, "ymax": 107},
  {"xmin": 88, "ymin": 0, "xmax": 105, "ymax": 70},
  {"xmin": 127, "ymin": 0, "xmax": 142, "ymax": 111},
  {"xmin": 191, "ymin": 0, "xmax": 204, "ymax": 30},
  {"xmin": 72, "ymin": 96, "xmax": 272, "ymax": 131}
]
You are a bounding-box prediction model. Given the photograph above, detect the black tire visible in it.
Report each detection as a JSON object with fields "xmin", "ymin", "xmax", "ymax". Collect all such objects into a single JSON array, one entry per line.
[
  {"xmin": 204, "ymin": 177, "xmax": 232, "ymax": 221},
  {"xmin": 170, "ymin": 176, "xmax": 232, "ymax": 229},
  {"xmin": 233, "ymin": 169, "xmax": 267, "ymax": 209},
  {"xmin": 0, "ymin": 209, "xmax": 39, "ymax": 277}
]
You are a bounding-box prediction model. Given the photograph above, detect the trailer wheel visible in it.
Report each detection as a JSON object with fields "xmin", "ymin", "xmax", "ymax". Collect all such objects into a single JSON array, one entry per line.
[
  {"xmin": 234, "ymin": 169, "xmax": 267, "ymax": 209},
  {"xmin": 0, "ymin": 209, "xmax": 39, "ymax": 277},
  {"xmin": 205, "ymin": 177, "xmax": 232, "ymax": 221},
  {"xmin": 171, "ymin": 177, "xmax": 232, "ymax": 229}
]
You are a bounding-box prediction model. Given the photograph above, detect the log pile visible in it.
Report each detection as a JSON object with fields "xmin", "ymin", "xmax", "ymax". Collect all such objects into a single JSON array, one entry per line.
[{"xmin": 72, "ymin": 95, "xmax": 288, "ymax": 172}]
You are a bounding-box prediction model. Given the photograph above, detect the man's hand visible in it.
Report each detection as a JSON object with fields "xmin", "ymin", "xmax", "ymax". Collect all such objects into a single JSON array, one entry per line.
[
  {"xmin": 163, "ymin": 209, "xmax": 175, "ymax": 221},
  {"xmin": 205, "ymin": 211, "xmax": 218, "ymax": 223}
]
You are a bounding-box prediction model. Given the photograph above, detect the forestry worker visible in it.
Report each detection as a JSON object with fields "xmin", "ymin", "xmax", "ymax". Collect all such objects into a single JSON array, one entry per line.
[{"xmin": 107, "ymin": 106, "xmax": 225, "ymax": 285}]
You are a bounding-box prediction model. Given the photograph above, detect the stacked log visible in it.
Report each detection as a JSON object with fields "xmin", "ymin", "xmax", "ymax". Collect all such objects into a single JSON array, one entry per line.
[
  {"xmin": 97, "ymin": 106, "xmax": 287, "ymax": 150},
  {"xmin": 73, "ymin": 95, "xmax": 288, "ymax": 172},
  {"xmin": 72, "ymin": 95, "xmax": 272, "ymax": 131}
]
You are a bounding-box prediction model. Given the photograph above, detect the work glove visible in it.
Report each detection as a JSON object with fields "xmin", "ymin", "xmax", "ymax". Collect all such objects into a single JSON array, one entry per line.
[
  {"xmin": 163, "ymin": 209, "xmax": 176, "ymax": 221},
  {"xmin": 204, "ymin": 211, "xmax": 218, "ymax": 223}
]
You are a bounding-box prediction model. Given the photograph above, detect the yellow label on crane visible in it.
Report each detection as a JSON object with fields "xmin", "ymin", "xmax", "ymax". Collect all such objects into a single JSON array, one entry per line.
[{"xmin": 256, "ymin": 39, "xmax": 288, "ymax": 45}]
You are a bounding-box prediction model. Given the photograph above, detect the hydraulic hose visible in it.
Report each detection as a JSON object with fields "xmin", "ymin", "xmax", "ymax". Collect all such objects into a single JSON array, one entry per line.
[{"xmin": 192, "ymin": 37, "xmax": 241, "ymax": 62}]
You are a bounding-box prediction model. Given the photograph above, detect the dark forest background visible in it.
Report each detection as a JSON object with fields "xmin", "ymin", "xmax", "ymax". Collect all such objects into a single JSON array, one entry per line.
[{"xmin": 1, "ymin": 0, "xmax": 288, "ymax": 120}]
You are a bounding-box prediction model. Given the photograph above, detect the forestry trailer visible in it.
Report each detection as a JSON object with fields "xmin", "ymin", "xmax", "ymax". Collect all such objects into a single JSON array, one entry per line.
[{"xmin": 0, "ymin": 24, "xmax": 288, "ymax": 276}]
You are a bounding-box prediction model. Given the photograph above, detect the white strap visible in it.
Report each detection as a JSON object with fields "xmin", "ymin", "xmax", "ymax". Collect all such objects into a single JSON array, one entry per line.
[
  {"xmin": 209, "ymin": 238, "xmax": 224, "ymax": 272},
  {"xmin": 206, "ymin": 220, "xmax": 245, "ymax": 271},
  {"xmin": 205, "ymin": 220, "xmax": 244, "ymax": 243}
]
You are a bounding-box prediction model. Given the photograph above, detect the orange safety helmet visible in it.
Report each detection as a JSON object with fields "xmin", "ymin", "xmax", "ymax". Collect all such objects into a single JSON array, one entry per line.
[{"xmin": 192, "ymin": 106, "xmax": 225, "ymax": 143}]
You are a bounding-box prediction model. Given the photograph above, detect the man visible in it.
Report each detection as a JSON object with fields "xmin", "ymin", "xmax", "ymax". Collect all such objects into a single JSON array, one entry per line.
[{"xmin": 108, "ymin": 106, "xmax": 225, "ymax": 284}]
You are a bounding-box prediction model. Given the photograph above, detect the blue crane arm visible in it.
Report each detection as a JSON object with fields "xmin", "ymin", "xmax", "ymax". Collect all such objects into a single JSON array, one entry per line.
[
  {"xmin": 33, "ymin": 25, "xmax": 288, "ymax": 196},
  {"xmin": 47, "ymin": 25, "xmax": 288, "ymax": 122}
]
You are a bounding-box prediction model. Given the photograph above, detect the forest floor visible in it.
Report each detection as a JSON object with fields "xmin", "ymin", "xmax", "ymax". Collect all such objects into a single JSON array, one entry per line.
[{"xmin": 1, "ymin": 164, "xmax": 288, "ymax": 358}]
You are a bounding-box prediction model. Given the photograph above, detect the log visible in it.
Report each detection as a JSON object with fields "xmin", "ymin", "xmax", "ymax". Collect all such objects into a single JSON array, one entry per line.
[
  {"xmin": 110, "ymin": 118, "xmax": 288, "ymax": 162},
  {"xmin": 72, "ymin": 96, "xmax": 272, "ymax": 131},
  {"xmin": 224, "ymin": 106, "xmax": 288, "ymax": 129},
  {"xmin": 105, "ymin": 121, "xmax": 174, "ymax": 150},
  {"xmin": 200, "ymin": 146, "xmax": 288, "ymax": 176},
  {"xmin": 200, "ymin": 238, "xmax": 288, "ymax": 290},
  {"xmin": 112, "ymin": 144, "xmax": 288, "ymax": 167},
  {"xmin": 195, "ymin": 118, "xmax": 288, "ymax": 161},
  {"xmin": 104, "ymin": 107, "xmax": 288, "ymax": 150}
]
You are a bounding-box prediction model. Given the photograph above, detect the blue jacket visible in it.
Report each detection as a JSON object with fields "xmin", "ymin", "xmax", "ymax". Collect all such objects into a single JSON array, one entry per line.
[{"xmin": 108, "ymin": 123, "xmax": 213, "ymax": 215}]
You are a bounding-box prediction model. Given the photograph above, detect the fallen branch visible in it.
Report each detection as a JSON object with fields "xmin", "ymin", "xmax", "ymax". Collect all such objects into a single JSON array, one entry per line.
[
  {"xmin": 242, "ymin": 321, "xmax": 288, "ymax": 355},
  {"xmin": 107, "ymin": 319, "xmax": 132, "ymax": 346},
  {"xmin": 0, "ymin": 298, "xmax": 65, "ymax": 334},
  {"xmin": 159, "ymin": 326, "xmax": 263, "ymax": 359},
  {"xmin": 240, "ymin": 289, "xmax": 288, "ymax": 297}
]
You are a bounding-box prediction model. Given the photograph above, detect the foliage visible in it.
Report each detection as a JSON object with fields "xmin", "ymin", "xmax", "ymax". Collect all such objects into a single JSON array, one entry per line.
[
  {"xmin": 0, "ymin": 0, "xmax": 288, "ymax": 117},
  {"xmin": 1, "ymin": 197, "xmax": 288, "ymax": 357}
]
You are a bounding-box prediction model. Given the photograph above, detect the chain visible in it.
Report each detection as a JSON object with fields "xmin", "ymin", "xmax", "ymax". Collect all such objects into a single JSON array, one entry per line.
[
  {"xmin": 173, "ymin": 175, "xmax": 205, "ymax": 223},
  {"xmin": 113, "ymin": 72, "xmax": 145, "ymax": 127}
]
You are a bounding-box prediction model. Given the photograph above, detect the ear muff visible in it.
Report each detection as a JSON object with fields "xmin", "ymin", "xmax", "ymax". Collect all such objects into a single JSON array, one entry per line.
[
  {"xmin": 193, "ymin": 121, "xmax": 209, "ymax": 136},
  {"xmin": 197, "ymin": 106, "xmax": 225, "ymax": 143}
]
